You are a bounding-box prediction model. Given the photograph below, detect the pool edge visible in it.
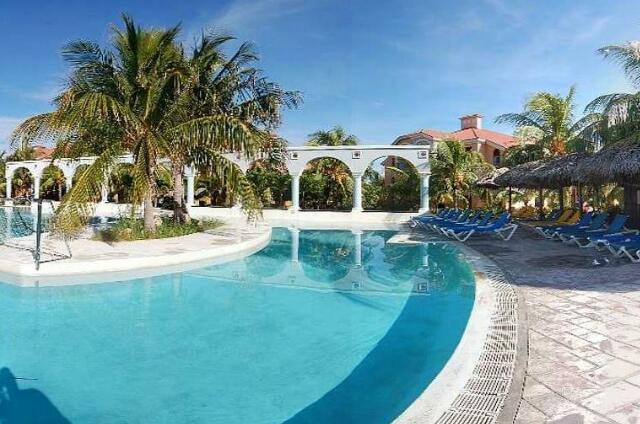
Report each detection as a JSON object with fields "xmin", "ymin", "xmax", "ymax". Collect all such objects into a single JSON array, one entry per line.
[
  {"xmin": 0, "ymin": 227, "xmax": 272, "ymax": 287},
  {"xmin": 394, "ymin": 242, "xmax": 527, "ymax": 424}
]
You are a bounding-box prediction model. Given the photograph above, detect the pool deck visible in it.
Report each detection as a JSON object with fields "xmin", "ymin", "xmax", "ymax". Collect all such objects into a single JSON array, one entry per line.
[
  {"xmin": 0, "ymin": 223, "xmax": 271, "ymax": 286},
  {"xmin": 462, "ymin": 225, "xmax": 640, "ymax": 423}
]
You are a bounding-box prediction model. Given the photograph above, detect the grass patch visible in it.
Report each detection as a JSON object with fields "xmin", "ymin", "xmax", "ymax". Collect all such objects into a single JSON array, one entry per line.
[{"xmin": 93, "ymin": 217, "xmax": 224, "ymax": 242}]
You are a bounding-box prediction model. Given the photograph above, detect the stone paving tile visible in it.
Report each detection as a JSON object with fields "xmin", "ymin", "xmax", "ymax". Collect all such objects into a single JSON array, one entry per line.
[
  {"xmin": 581, "ymin": 381, "xmax": 640, "ymax": 415},
  {"xmin": 585, "ymin": 359, "xmax": 640, "ymax": 386},
  {"xmin": 535, "ymin": 370, "xmax": 602, "ymax": 402},
  {"xmin": 514, "ymin": 400, "xmax": 548, "ymax": 423},
  {"xmin": 547, "ymin": 406, "xmax": 613, "ymax": 424},
  {"xmin": 460, "ymin": 228, "xmax": 640, "ymax": 424},
  {"xmin": 526, "ymin": 389, "xmax": 579, "ymax": 417},
  {"xmin": 609, "ymin": 403, "xmax": 640, "ymax": 424}
]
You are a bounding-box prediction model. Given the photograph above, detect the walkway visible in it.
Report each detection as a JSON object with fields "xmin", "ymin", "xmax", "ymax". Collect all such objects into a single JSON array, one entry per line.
[
  {"xmin": 0, "ymin": 223, "xmax": 270, "ymax": 285},
  {"xmin": 464, "ymin": 226, "xmax": 640, "ymax": 423}
]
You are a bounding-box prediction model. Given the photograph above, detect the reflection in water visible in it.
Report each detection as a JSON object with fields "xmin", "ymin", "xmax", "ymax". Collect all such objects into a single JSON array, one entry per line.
[
  {"xmin": 0, "ymin": 228, "xmax": 474, "ymax": 424},
  {"xmin": 197, "ymin": 228, "xmax": 475, "ymax": 297}
]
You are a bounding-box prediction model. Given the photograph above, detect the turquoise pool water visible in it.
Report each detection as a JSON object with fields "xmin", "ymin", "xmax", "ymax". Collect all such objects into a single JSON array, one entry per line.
[{"xmin": 0, "ymin": 228, "xmax": 475, "ymax": 423}]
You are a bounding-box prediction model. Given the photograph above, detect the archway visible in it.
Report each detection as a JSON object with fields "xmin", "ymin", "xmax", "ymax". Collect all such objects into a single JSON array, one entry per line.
[
  {"xmin": 362, "ymin": 156, "xmax": 420, "ymax": 212},
  {"xmin": 10, "ymin": 167, "xmax": 33, "ymax": 199},
  {"xmin": 109, "ymin": 163, "xmax": 134, "ymax": 204},
  {"xmin": 245, "ymin": 159, "xmax": 291, "ymax": 209},
  {"xmin": 39, "ymin": 164, "xmax": 67, "ymax": 200},
  {"xmin": 299, "ymin": 157, "xmax": 353, "ymax": 211}
]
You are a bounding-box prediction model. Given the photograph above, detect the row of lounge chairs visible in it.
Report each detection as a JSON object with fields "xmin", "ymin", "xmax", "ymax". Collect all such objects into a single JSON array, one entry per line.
[
  {"xmin": 410, "ymin": 208, "xmax": 519, "ymax": 242},
  {"xmin": 534, "ymin": 209, "xmax": 640, "ymax": 263}
]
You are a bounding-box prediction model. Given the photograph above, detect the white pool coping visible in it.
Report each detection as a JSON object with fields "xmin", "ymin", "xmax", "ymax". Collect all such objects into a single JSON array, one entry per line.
[
  {"xmin": 0, "ymin": 226, "xmax": 272, "ymax": 287},
  {"xmin": 394, "ymin": 268, "xmax": 494, "ymax": 423}
]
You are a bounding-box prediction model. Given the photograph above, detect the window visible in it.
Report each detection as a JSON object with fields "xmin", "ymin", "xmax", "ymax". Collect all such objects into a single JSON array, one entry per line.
[{"xmin": 493, "ymin": 149, "xmax": 501, "ymax": 166}]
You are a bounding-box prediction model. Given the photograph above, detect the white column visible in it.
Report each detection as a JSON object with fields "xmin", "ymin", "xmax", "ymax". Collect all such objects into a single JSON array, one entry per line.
[
  {"xmin": 186, "ymin": 174, "xmax": 195, "ymax": 206},
  {"xmin": 419, "ymin": 172, "xmax": 431, "ymax": 213},
  {"xmin": 352, "ymin": 229, "xmax": 362, "ymax": 267},
  {"xmin": 100, "ymin": 177, "xmax": 109, "ymax": 203},
  {"xmin": 290, "ymin": 173, "xmax": 301, "ymax": 212},
  {"xmin": 352, "ymin": 172, "xmax": 363, "ymax": 212},
  {"xmin": 65, "ymin": 176, "xmax": 73, "ymax": 191},
  {"xmin": 5, "ymin": 176, "xmax": 12, "ymax": 199},
  {"xmin": 290, "ymin": 227, "xmax": 299, "ymax": 262},
  {"xmin": 33, "ymin": 175, "xmax": 41, "ymax": 200}
]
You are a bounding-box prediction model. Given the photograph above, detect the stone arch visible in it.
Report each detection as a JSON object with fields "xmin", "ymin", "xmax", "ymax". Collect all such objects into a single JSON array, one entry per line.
[
  {"xmin": 362, "ymin": 155, "xmax": 421, "ymax": 212},
  {"xmin": 245, "ymin": 159, "xmax": 291, "ymax": 208},
  {"xmin": 8, "ymin": 166, "xmax": 34, "ymax": 199},
  {"xmin": 109, "ymin": 163, "xmax": 135, "ymax": 204},
  {"xmin": 39, "ymin": 164, "xmax": 67, "ymax": 200},
  {"xmin": 299, "ymin": 156, "xmax": 354, "ymax": 211}
]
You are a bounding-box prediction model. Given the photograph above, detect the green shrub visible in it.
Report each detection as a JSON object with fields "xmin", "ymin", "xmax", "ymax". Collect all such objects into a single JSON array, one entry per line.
[{"xmin": 93, "ymin": 217, "xmax": 223, "ymax": 242}]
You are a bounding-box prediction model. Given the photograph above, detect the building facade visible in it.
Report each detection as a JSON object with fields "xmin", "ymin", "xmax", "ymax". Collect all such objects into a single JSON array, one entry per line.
[{"xmin": 384, "ymin": 114, "xmax": 514, "ymax": 185}]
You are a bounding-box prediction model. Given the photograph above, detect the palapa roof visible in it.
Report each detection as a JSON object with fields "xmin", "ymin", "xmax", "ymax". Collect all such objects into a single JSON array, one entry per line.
[
  {"xmin": 575, "ymin": 137, "xmax": 640, "ymax": 186},
  {"xmin": 494, "ymin": 160, "xmax": 543, "ymax": 188},
  {"xmin": 494, "ymin": 152, "xmax": 589, "ymax": 188},
  {"xmin": 476, "ymin": 167, "xmax": 509, "ymax": 188}
]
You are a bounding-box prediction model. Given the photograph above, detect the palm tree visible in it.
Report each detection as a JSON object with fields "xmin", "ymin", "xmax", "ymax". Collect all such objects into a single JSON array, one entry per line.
[
  {"xmin": 431, "ymin": 139, "xmax": 488, "ymax": 208},
  {"xmin": 496, "ymin": 86, "xmax": 579, "ymax": 156},
  {"xmin": 307, "ymin": 126, "xmax": 358, "ymax": 146},
  {"xmin": 302, "ymin": 127, "xmax": 358, "ymax": 209},
  {"xmin": 576, "ymin": 41, "xmax": 640, "ymax": 148},
  {"xmin": 11, "ymin": 15, "xmax": 289, "ymax": 233},
  {"xmin": 168, "ymin": 35, "xmax": 300, "ymax": 222}
]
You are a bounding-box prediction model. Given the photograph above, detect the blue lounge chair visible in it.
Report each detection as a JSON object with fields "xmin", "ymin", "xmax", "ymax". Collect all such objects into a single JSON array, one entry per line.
[
  {"xmin": 569, "ymin": 214, "xmax": 629, "ymax": 247},
  {"xmin": 437, "ymin": 210, "xmax": 492, "ymax": 234},
  {"xmin": 411, "ymin": 209, "xmax": 459, "ymax": 229},
  {"xmin": 428, "ymin": 209, "xmax": 473, "ymax": 232},
  {"xmin": 433, "ymin": 209, "xmax": 480, "ymax": 229},
  {"xmin": 604, "ymin": 236, "xmax": 640, "ymax": 263},
  {"xmin": 538, "ymin": 212, "xmax": 593, "ymax": 239},
  {"xmin": 589, "ymin": 230, "xmax": 640, "ymax": 251},
  {"xmin": 446, "ymin": 212, "xmax": 518, "ymax": 242},
  {"xmin": 554, "ymin": 213, "xmax": 607, "ymax": 241},
  {"xmin": 409, "ymin": 208, "xmax": 450, "ymax": 228}
]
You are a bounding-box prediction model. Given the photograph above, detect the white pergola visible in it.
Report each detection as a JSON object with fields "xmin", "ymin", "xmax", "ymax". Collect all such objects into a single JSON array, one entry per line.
[{"xmin": 5, "ymin": 144, "xmax": 433, "ymax": 213}]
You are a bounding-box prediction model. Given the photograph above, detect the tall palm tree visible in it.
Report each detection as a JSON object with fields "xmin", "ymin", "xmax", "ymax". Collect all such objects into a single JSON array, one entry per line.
[
  {"xmin": 431, "ymin": 139, "xmax": 488, "ymax": 208},
  {"xmin": 11, "ymin": 15, "xmax": 286, "ymax": 233},
  {"xmin": 496, "ymin": 86, "xmax": 579, "ymax": 156},
  {"xmin": 168, "ymin": 34, "xmax": 300, "ymax": 222}
]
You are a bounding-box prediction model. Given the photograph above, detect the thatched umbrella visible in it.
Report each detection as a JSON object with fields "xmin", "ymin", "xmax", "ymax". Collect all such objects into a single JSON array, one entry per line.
[
  {"xmin": 476, "ymin": 167, "xmax": 509, "ymax": 189},
  {"xmin": 494, "ymin": 160, "xmax": 543, "ymax": 189},
  {"xmin": 575, "ymin": 138, "xmax": 640, "ymax": 185},
  {"xmin": 531, "ymin": 152, "xmax": 588, "ymax": 187}
]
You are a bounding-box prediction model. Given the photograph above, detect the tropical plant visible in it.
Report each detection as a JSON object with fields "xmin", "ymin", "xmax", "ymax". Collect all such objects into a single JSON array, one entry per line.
[
  {"xmin": 40, "ymin": 165, "xmax": 66, "ymax": 200},
  {"xmin": 168, "ymin": 36, "xmax": 299, "ymax": 222},
  {"xmin": 576, "ymin": 41, "xmax": 640, "ymax": 148},
  {"xmin": 11, "ymin": 15, "xmax": 298, "ymax": 234},
  {"xmin": 496, "ymin": 86, "xmax": 580, "ymax": 156},
  {"xmin": 307, "ymin": 126, "xmax": 358, "ymax": 146},
  {"xmin": 430, "ymin": 139, "xmax": 489, "ymax": 208},
  {"xmin": 300, "ymin": 127, "xmax": 359, "ymax": 210}
]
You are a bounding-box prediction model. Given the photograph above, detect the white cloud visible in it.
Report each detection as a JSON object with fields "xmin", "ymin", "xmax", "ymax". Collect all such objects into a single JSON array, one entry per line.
[{"xmin": 187, "ymin": 0, "xmax": 307, "ymax": 39}]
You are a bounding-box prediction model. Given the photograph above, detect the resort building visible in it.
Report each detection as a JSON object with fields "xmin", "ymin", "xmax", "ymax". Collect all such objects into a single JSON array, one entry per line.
[{"xmin": 388, "ymin": 114, "xmax": 515, "ymax": 177}]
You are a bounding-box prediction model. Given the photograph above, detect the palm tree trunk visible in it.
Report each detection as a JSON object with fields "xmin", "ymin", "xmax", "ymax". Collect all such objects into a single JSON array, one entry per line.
[
  {"xmin": 143, "ymin": 190, "xmax": 156, "ymax": 232},
  {"xmin": 172, "ymin": 161, "xmax": 188, "ymax": 224}
]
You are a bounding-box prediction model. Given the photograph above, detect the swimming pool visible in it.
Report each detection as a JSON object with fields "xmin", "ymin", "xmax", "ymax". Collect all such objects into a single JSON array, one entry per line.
[{"xmin": 0, "ymin": 228, "xmax": 475, "ymax": 423}]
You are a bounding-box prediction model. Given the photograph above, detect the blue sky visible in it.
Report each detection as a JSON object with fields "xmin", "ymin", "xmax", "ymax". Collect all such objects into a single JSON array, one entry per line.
[{"xmin": 1, "ymin": 0, "xmax": 639, "ymax": 148}]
